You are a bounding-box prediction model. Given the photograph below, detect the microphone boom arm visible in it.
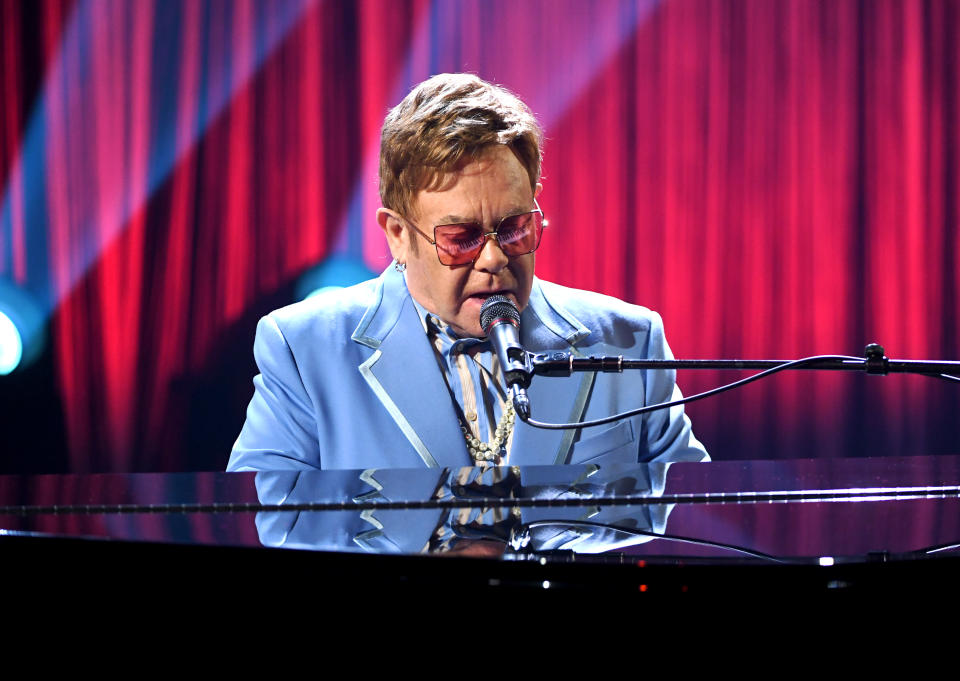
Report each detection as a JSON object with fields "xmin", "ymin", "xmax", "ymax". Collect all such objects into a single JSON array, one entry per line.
[{"xmin": 528, "ymin": 344, "xmax": 960, "ymax": 378}]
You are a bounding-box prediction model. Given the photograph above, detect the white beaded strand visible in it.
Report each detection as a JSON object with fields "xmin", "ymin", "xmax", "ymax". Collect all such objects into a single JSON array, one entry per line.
[{"xmin": 462, "ymin": 403, "xmax": 515, "ymax": 464}]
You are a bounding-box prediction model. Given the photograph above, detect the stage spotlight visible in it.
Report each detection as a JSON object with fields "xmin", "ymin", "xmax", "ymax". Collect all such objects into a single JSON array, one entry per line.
[
  {"xmin": 0, "ymin": 280, "xmax": 45, "ymax": 375},
  {"xmin": 295, "ymin": 255, "xmax": 377, "ymax": 302},
  {"xmin": 0, "ymin": 311, "xmax": 22, "ymax": 375}
]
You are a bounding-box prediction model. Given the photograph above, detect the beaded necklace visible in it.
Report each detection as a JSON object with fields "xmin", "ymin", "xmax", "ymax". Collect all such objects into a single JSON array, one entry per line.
[{"xmin": 462, "ymin": 402, "xmax": 515, "ymax": 464}]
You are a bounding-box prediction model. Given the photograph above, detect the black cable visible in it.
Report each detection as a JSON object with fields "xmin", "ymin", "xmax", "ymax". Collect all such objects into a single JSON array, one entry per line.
[
  {"xmin": 517, "ymin": 519, "xmax": 797, "ymax": 564},
  {"xmin": 923, "ymin": 373, "xmax": 960, "ymax": 383},
  {"xmin": 907, "ymin": 541, "xmax": 960, "ymax": 556},
  {"xmin": 521, "ymin": 354, "xmax": 863, "ymax": 430}
]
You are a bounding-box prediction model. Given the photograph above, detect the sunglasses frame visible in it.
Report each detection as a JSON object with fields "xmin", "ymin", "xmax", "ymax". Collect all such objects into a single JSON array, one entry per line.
[{"xmin": 402, "ymin": 199, "xmax": 545, "ymax": 266}]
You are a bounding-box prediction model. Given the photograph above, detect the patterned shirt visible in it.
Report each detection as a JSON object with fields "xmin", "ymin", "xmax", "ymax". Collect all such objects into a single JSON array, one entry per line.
[{"xmin": 409, "ymin": 297, "xmax": 515, "ymax": 465}]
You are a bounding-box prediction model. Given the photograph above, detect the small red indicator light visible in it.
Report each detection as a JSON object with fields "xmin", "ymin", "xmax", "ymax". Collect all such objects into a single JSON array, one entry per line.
[{"xmin": 639, "ymin": 584, "xmax": 648, "ymax": 592}]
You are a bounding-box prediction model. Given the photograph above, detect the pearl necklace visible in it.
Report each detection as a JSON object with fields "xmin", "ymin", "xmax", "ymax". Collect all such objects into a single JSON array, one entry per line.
[{"xmin": 462, "ymin": 403, "xmax": 515, "ymax": 464}]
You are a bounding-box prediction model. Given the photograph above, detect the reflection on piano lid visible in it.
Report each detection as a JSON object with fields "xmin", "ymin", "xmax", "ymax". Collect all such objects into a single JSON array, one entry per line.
[{"xmin": 2, "ymin": 456, "xmax": 960, "ymax": 595}]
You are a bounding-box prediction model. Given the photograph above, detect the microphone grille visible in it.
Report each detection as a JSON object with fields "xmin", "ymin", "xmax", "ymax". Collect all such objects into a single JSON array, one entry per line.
[{"xmin": 480, "ymin": 294, "xmax": 520, "ymax": 334}]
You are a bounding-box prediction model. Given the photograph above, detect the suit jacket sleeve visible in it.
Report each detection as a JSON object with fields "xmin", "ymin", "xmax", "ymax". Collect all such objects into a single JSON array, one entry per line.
[
  {"xmin": 228, "ymin": 315, "xmax": 322, "ymax": 471},
  {"xmin": 641, "ymin": 311, "xmax": 709, "ymax": 463}
]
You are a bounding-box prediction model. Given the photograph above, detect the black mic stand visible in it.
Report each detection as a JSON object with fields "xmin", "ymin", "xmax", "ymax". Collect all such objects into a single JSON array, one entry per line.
[
  {"xmin": 528, "ymin": 343, "xmax": 960, "ymax": 378},
  {"xmin": 513, "ymin": 343, "xmax": 960, "ymax": 430}
]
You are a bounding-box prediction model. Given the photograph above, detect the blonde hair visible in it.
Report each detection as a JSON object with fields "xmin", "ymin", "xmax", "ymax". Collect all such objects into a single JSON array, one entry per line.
[{"xmin": 379, "ymin": 73, "xmax": 543, "ymax": 219}]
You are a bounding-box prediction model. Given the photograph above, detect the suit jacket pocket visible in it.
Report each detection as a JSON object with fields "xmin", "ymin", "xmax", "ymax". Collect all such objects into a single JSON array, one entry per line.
[{"xmin": 567, "ymin": 420, "xmax": 636, "ymax": 465}]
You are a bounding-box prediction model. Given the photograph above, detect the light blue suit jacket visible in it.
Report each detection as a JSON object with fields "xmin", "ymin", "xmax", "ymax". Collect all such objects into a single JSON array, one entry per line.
[{"xmin": 228, "ymin": 265, "xmax": 708, "ymax": 471}]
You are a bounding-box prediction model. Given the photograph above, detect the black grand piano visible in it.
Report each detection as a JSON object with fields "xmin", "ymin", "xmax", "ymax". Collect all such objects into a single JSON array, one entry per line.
[{"xmin": 3, "ymin": 455, "xmax": 959, "ymax": 599}]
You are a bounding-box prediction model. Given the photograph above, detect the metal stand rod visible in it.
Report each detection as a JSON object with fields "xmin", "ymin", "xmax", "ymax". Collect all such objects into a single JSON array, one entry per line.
[{"xmin": 529, "ymin": 344, "xmax": 960, "ymax": 377}]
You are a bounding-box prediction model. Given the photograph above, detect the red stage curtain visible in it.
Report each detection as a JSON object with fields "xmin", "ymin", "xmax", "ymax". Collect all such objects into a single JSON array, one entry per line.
[{"xmin": 0, "ymin": 0, "xmax": 957, "ymax": 471}]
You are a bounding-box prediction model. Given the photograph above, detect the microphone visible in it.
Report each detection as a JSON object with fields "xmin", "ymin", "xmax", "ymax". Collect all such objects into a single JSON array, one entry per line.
[{"xmin": 480, "ymin": 295, "xmax": 532, "ymax": 419}]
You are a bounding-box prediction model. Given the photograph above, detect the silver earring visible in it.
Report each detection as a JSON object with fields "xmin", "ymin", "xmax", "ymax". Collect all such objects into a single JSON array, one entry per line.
[{"xmin": 394, "ymin": 260, "xmax": 407, "ymax": 273}]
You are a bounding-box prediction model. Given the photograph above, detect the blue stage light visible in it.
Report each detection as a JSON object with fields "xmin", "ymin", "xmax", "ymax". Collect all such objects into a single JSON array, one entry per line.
[
  {"xmin": 0, "ymin": 280, "xmax": 45, "ymax": 375},
  {"xmin": 295, "ymin": 255, "xmax": 377, "ymax": 302},
  {"xmin": 0, "ymin": 0, "xmax": 312, "ymax": 323},
  {"xmin": 0, "ymin": 310, "xmax": 22, "ymax": 375}
]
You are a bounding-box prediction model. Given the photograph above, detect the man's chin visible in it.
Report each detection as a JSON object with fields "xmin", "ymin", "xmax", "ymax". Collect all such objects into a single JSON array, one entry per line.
[
  {"xmin": 449, "ymin": 320, "xmax": 485, "ymax": 339},
  {"xmin": 458, "ymin": 298, "xmax": 508, "ymax": 338},
  {"xmin": 457, "ymin": 302, "xmax": 527, "ymax": 340}
]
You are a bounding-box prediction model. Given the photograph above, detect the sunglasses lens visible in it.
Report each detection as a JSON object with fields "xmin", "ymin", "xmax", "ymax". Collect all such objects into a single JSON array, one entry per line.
[
  {"xmin": 435, "ymin": 225, "xmax": 486, "ymax": 265},
  {"xmin": 434, "ymin": 210, "xmax": 544, "ymax": 265},
  {"xmin": 497, "ymin": 212, "xmax": 542, "ymax": 255}
]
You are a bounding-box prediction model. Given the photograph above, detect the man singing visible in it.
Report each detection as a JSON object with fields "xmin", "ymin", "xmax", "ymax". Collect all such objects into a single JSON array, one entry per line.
[{"xmin": 228, "ymin": 73, "xmax": 707, "ymax": 472}]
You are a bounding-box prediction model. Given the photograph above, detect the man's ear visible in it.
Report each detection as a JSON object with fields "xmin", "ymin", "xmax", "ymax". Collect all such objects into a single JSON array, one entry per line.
[
  {"xmin": 535, "ymin": 182, "xmax": 543, "ymax": 199},
  {"xmin": 377, "ymin": 208, "xmax": 407, "ymax": 262}
]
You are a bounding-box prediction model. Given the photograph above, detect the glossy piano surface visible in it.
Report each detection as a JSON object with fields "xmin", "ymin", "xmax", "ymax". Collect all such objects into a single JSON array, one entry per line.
[{"xmin": 2, "ymin": 456, "xmax": 958, "ymax": 563}]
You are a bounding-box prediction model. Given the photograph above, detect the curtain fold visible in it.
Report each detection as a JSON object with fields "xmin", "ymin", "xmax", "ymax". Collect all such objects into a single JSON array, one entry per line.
[{"xmin": 0, "ymin": 0, "xmax": 957, "ymax": 471}]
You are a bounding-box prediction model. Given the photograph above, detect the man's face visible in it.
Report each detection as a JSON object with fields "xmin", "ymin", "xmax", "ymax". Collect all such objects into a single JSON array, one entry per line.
[{"xmin": 383, "ymin": 145, "xmax": 540, "ymax": 338}]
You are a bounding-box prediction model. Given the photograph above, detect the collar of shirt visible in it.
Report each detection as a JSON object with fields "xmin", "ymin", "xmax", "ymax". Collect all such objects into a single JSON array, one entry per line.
[{"xmin": 409, "ymin": 296, "xmax": 497, "ymax": 378}]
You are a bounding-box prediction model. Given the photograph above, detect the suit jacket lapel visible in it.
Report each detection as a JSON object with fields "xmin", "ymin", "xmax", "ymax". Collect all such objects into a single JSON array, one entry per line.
[
  {"xmin": 352, "ymin": 266, "xmax": 467, "ymax": 469},
  {"xmin": 510, "ymin": 279, "xmax": 594, "ymax": 466},
  {"xmin": 352, "ymin": 270, "xmax": 594, "ymax": 469}
]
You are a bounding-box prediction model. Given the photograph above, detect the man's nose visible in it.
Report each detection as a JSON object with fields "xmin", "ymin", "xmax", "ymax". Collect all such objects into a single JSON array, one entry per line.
[{"xmin": 474, "ymin": 233, "xmax": 509, "ymax": 272}]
